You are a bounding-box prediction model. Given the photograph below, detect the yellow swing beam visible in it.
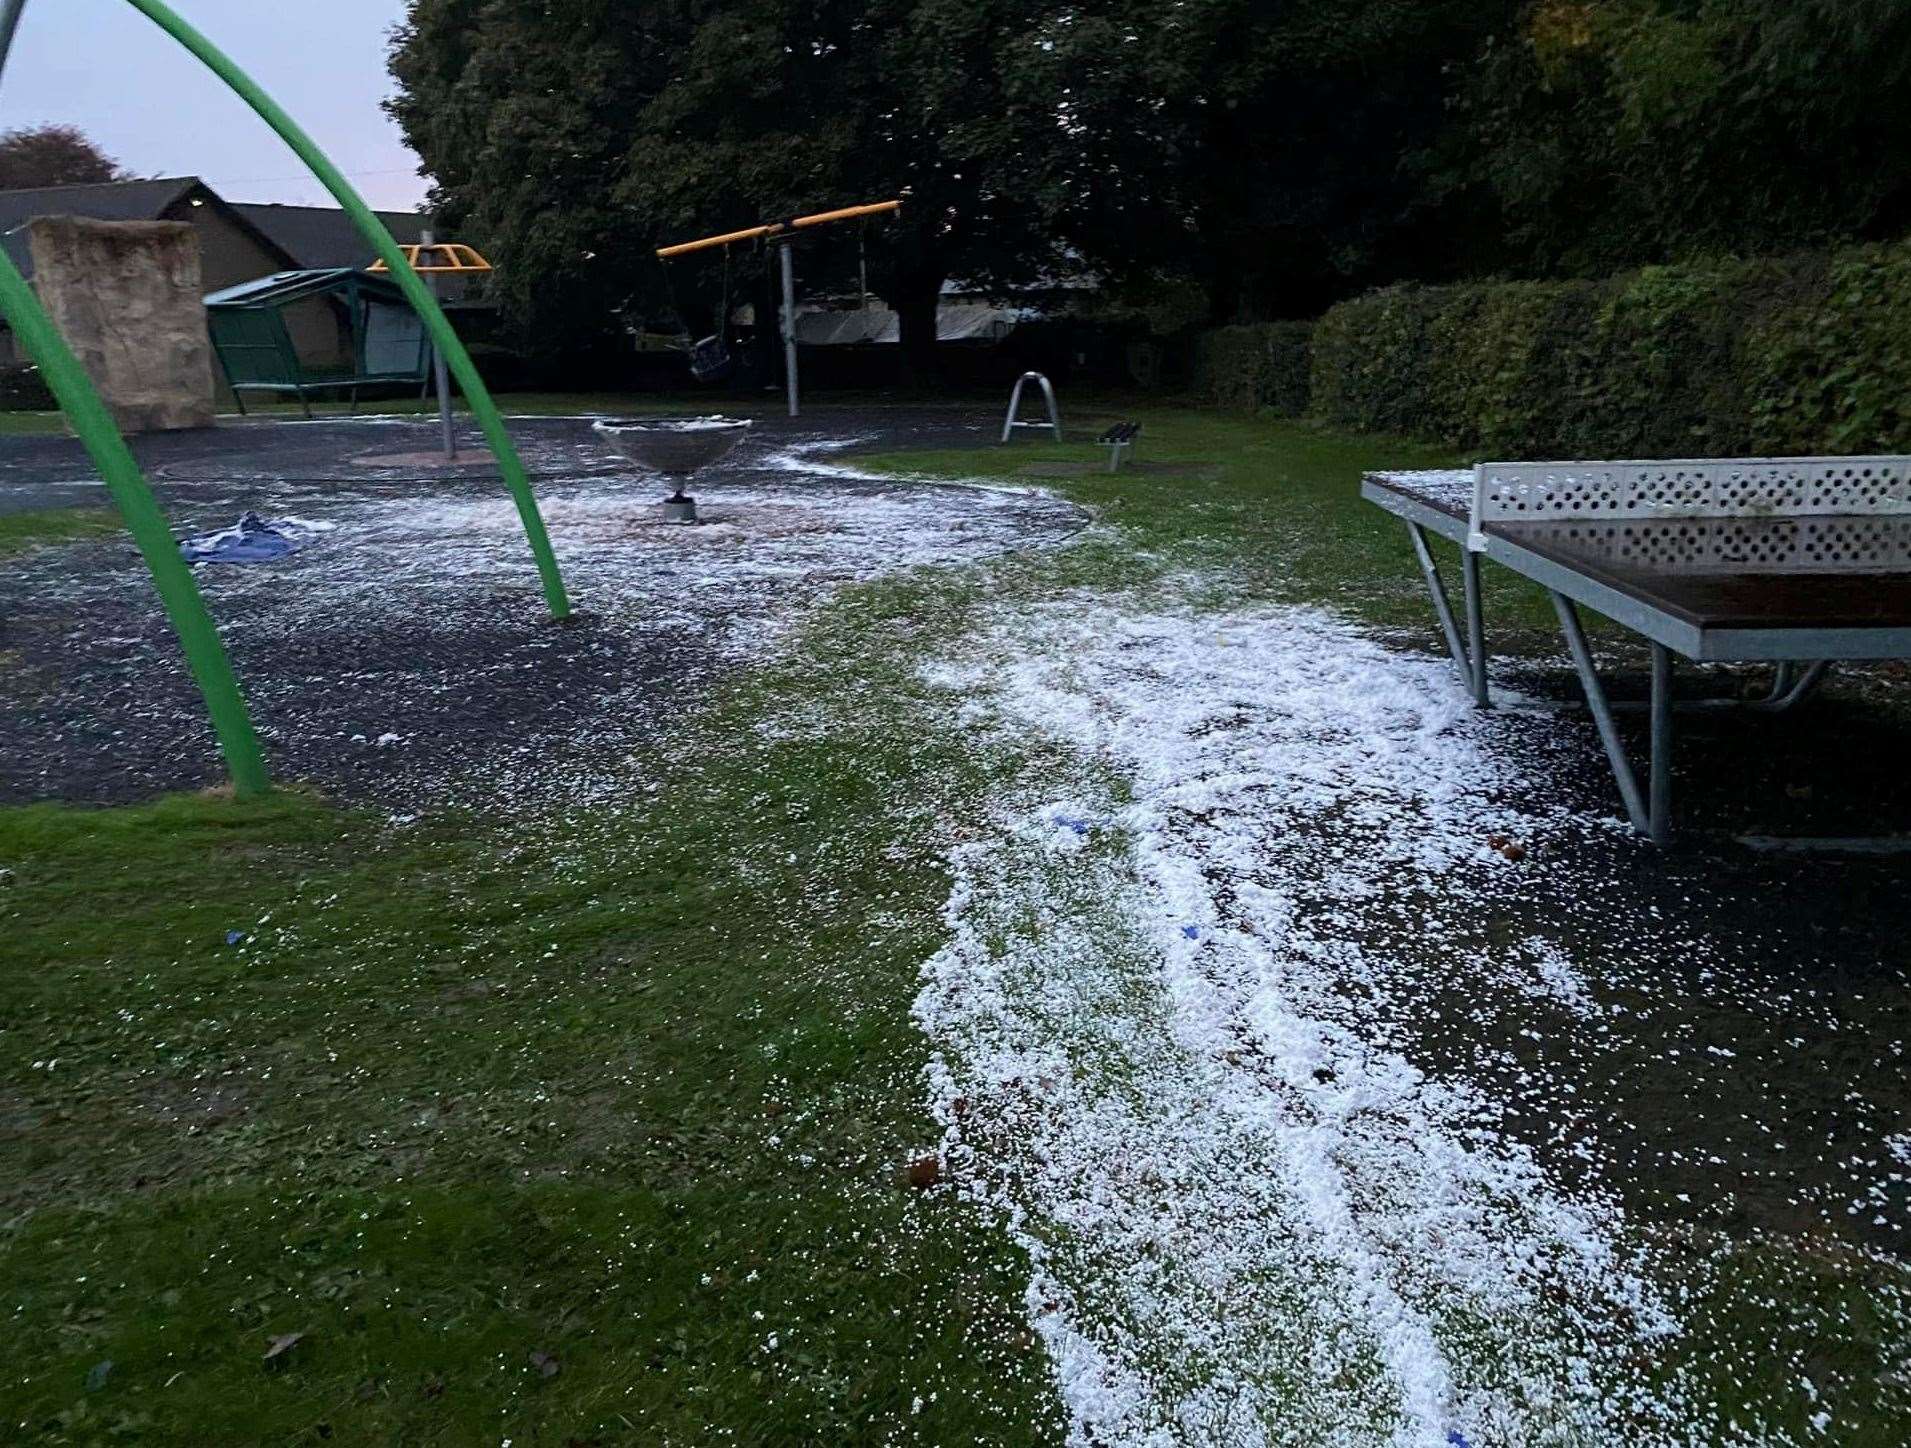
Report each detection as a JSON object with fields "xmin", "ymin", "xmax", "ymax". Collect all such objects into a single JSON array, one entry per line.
[{"xmin": 655, "ymin": 200, "xmax": 902, "ymax": 260}]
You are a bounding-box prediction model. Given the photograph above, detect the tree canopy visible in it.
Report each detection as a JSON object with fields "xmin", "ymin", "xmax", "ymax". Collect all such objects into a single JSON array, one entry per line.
[
  {"xmin": 390, "ymin": 0, "xmax": 1088, "ymax": 365},
  {"xmin": 1431, "ymin": 0, "xmax": 1911, "ymax": 278},
  {"xmin": 387, "ymin": 0, "xmax": 1911, "ymax": 352},
  {"xmin": 0, "ymin": 125, "xmax": 126, "ymax": 190}
]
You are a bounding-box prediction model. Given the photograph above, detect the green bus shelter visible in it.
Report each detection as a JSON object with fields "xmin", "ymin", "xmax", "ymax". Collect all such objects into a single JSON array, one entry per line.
[{"xmin": 205, "ymin": 267, "xmax": 430, "ymax": 416}]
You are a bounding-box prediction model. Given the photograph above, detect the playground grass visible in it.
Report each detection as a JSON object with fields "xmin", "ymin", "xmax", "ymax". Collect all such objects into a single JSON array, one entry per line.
[
  {"xmin": 1, "ymin": 588, "xmax": 1067, "ymax": 1444},
  {"xmin": 0, "ymin": 506, "xmax": 120, "ymax": 558},
  {"xmin": 4, "ymin": 404, "xmax": 1908, "ymax": 1442},
  {"xmin": 849, "ymin": 407, "xmax": 1591, "ymax": 637}
]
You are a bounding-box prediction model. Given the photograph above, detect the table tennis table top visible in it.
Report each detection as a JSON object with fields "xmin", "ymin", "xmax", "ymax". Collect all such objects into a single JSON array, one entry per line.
[{"xmin": 1365, "ymin": 470, "xmax": 1911, "ymax": 634}]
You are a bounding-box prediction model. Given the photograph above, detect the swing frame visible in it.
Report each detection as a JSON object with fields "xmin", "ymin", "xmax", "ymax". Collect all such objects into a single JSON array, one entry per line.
[{"xmin": 657, "ymin": 200, "xmax": 903, "ymax": 417}]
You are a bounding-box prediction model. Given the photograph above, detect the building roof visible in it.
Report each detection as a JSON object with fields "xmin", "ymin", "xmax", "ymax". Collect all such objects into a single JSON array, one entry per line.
[
  {"xmin": 0, "ymin": 178, "xmax": 430, "ymax": 285},
  {"xmin": 0, "ymin": 175, "xmax": 298, "ymax": 282},
  {"xmin": 0, "ymin": 176, "xmax": 204, "ymax": 232},
  {"xmin": 232, "ymin": 202, "xmax": 429, "ymax": 272}
]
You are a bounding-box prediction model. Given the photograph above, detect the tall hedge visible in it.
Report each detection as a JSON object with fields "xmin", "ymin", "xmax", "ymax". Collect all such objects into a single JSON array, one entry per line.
[
  {"xmin": 1304, "ymin": 241, "xmax": 1911, "ymax": 458},
  {"xmin": 1191, "ymin": 322, "xmax": 1313, "ymax": 415}
]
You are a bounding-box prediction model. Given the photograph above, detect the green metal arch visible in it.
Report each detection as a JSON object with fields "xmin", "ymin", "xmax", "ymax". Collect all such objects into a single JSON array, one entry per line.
[
  {"xmin": 0, "ymin": 247, "xmax": 271, "ymax": 796},
  {"xmin": 123, "ymin": 0, "xmax": 574, "ymax": 621}
]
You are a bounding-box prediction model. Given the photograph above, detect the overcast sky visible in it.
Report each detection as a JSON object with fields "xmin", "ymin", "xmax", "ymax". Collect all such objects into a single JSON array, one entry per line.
[{"xmin": 2, "ymin": 0, "xmax": 429, "ymax": 211}]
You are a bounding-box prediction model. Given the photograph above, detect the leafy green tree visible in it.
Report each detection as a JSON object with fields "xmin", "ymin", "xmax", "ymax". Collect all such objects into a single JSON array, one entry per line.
[
  {"xmin": 390, "ymin": 1, "xmax": 1911, "ymax": 342},
  {"xmin": 388, "ymin": 0, "xmax": 1517, "ymax": 350},
  {"xmin": 1432, "ymin": 0, "xmax": 1911, "ymax": 276},
  {"xmin": 390, "ymin": 0, "xmax": 1082, "ymax": 369},
  {"xmin": 993, "ymin": 0, "xmax": 1516, "ymax": 319}
]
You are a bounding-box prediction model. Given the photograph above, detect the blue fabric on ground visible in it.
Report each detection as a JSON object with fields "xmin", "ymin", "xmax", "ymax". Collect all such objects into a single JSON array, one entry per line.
[{"xmin": 180, "ymin": 512, "xmax": 302, "ymax": 565}]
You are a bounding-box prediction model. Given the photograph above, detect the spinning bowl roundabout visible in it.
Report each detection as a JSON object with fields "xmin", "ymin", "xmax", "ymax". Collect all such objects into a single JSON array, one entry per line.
[{"xmin": 594, "ymin": 416, "xmax": 754, "ymax": 523}]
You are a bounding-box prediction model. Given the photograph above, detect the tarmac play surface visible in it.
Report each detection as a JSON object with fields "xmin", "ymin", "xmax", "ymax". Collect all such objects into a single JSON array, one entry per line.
[{"xmin": 0, "ymin": 407, "xmax": 1082, "ymax": 805}]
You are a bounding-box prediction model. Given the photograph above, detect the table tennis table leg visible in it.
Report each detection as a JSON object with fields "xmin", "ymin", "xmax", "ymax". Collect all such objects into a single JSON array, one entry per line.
[
  {"xmin": 1649, "ymin": 643, "xmax": 1673, "ymax": 844},
  {"xmin": 1755, "ymin": 660, "xmax": 1831, "ymax": 713},
  {"xmin": 1405, "ymin": 522, "xmax": 1484, "ymax": 706},
  {"xmin": 1461, "ymin": 548, "xmax": 1490, "ymax": 709},
  {"xmin": 1550, "ymin": 590, "xmax": 1653, "ymax": 837}
]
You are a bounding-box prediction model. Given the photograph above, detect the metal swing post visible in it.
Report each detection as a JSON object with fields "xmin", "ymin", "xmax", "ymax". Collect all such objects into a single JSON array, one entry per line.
[
  {"xmin": 1001, "ymin": 371, "xmax": 1062, "ymax": 443},
  {"xmin": 778, "ymin": 239, "xmax": 799, "ymax": 418}
]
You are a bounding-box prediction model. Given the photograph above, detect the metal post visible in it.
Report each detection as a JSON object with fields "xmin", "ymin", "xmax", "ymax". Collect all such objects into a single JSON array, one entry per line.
[
  {"xmin": 1407, "ymin": 522, "xmax": 1474, "ymax": 693},
  {"xmin": 1461, "ymin": 548, "xmax": 1489, "ymax": 709},
  {"xmin": 422, "ymin": 228, "xmax": 456, "ymax": 459},
  {"xmin": 0, "ymin": 0, "xmax": 29, "ymax": 85},
  {"xmin": 1648, "ymin": 643, "xmax": 1673, "ymax": 844},
  {"xmin": 1551, "ymin": 591, "xmax": 1650, "ymax": 835},
  {"xmin": 779, "ymin": 240, "xmax": 799, "ymax": 418}
]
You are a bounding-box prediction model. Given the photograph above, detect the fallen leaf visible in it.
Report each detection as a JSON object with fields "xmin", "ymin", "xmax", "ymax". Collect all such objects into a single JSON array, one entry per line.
[
  {"xmin": 906, "ymin": 1153, "xmax": 941, "ymax": 1189},
  {"xmin": 264, "ymin": 1331, "xmax": 304, "ymax": 1362},
  {"xmin": 530, "ymin": 1350, "xmax": 561, "ymax": 1379}
]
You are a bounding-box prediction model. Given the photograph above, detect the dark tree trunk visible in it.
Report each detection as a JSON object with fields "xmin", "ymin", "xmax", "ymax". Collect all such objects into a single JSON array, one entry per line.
[{"xmin": 893, "ymin": 268, "xmax": 945, "ymax": 385}]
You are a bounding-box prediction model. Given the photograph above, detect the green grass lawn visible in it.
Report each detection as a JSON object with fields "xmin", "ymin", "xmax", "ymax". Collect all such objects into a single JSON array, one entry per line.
[
  {"xmin": 853, "ymin": 406, "xmax": 1579, "ymax": 642},
  {"xmin": 1, "ymin": 589, "xmax": 1069, "ymax": 1444},
  {"xmin": 3, "ymin": 403, "xmax": 1904, "ymax": 1442},
  {"xmin": 0, "ymin": 507, "xmax": 121, "ymax": 559}
]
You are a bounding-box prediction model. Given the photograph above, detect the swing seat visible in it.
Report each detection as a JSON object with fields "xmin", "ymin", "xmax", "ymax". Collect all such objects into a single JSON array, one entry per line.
[{"xmin": 688, "ymin": 334, "xmax": 734, "ymax": 383}]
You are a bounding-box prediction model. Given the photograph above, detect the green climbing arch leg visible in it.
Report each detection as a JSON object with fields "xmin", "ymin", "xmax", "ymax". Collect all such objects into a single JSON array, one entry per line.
[
  {"xmin": 0, "ymin": 247, "xmax": 270, "ymax": 796},
  {"xmin": 122, "ymin": 0, "xmax": 574, "ymax": 621}
]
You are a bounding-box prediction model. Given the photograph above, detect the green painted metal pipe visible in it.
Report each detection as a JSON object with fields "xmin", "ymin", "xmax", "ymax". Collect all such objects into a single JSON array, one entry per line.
[
  {"xmin": 0, "ymin": 246, "xmax": 270, "ymax": 796},
  {"xmin": 122, "ymin": 0, "xmax": 574, "ymax": 620},
  {"xmin": 0, "ymin": 0, "xmax": 29, "ymax": 86}
]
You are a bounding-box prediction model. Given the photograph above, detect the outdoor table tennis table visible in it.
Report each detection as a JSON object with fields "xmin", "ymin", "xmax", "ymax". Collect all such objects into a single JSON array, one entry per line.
[{"xmin": 1362, "ymin": 459, "xmax": 1911, "ymax": 841}]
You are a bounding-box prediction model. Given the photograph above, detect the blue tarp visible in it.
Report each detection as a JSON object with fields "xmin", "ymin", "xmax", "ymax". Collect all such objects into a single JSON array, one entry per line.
[{"xmin": 179, "ymin": 512, "xmax": 303, "ymax": 565}]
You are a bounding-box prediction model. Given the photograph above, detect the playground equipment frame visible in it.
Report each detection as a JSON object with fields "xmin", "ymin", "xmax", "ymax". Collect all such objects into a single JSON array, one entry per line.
[
  {"xmin": 658, "ymin": 201, "xmax": 902, "ymax": 419},
  {"xmin": 0, "ymin": 0, "xmax": 580, "ymax": 792}
]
